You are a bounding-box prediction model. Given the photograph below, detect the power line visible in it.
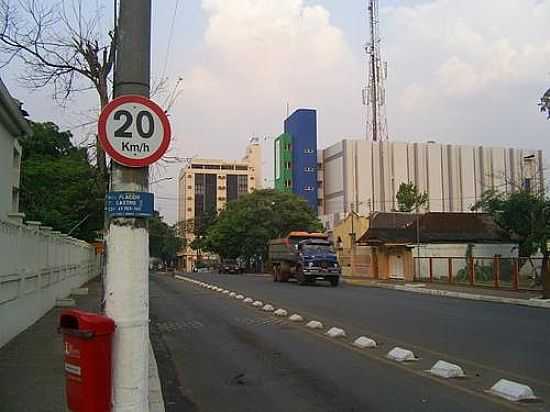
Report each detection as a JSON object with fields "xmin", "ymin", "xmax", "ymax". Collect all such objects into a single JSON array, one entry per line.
[{"xmin": 161, "ymin": 0, "xmax": 182, "ymax": 81}]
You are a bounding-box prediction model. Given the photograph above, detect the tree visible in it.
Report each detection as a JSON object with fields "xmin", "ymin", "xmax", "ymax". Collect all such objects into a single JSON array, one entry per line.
[
  {"xmin": 0, "ymin": 0, "xmax": 117, "ymax": 184},
  {"xmin": 473, "ymin": 190, "xmax": 550, "ymax": 298},
  {"xmin": 19, "ymin": 121, "xmax": 104, "ymax": 241},
  {"xmin": 149, "ymin": 212, "xmax": 183, "ymax": 268},
  {"xmin": 396, "ymin": 182, "xmax": 429, "ymax": 212},
  {"xmin": 202, "ymin": 190, "xmax": 323, "ymax": 264}
]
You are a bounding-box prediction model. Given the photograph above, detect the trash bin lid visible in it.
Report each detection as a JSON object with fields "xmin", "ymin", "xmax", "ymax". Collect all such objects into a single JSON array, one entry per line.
[{"xmin": 59, "ymin": 309, "xmax": 115, "ymax": 336}]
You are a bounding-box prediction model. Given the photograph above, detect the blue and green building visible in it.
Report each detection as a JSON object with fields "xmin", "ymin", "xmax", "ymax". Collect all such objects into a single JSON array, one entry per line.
[{"xmin": 274, "ymin": 109, "xmax": 318, "ymax": 211}]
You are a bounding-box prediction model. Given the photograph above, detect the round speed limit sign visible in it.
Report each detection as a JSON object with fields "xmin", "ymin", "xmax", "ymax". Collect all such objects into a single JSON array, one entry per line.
[{"xmin": 98, "ymin": 95, "xmax": 171, "ymax": 167}]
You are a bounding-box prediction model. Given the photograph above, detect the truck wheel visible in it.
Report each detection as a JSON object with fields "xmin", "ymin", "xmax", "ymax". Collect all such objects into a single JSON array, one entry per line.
[{"xmin": 329, "ymin": 277, "xmax": 340, "ymax": 287}]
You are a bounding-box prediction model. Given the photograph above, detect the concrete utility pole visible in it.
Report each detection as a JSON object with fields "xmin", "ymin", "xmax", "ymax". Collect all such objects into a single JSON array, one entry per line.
[{"xmin": 104, "ymin": 1, "xmax": 151, "ymax": 411}]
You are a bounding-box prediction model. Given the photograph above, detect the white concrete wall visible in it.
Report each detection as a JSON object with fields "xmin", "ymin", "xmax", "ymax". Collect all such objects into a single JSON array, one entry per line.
[{"xmin": 0, "ymin": 219, "xmax": 99, "ymax": 348}]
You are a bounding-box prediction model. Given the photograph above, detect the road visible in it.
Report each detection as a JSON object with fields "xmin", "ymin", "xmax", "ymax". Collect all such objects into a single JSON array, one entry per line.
[{"xmin": 150, "ymin": 272, "xmax": 550, "ymax": 412}]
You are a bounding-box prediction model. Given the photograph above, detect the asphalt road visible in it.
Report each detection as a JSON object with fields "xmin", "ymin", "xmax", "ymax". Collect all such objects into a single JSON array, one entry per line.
[{"xmin": 150, "ymin": 273, "xmax": 550, "ymax": 412}]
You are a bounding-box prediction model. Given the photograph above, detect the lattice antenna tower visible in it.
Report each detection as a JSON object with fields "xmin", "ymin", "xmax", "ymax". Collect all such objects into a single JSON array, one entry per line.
[{"xmin": 363, "ymin": 0, "xmax": 389, "ymax": 142}]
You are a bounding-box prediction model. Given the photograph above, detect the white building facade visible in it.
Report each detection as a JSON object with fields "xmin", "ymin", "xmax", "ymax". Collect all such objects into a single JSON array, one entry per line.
[
  {"xmin": 320, "ymin": 140, "xmax": 543, "ymax": 227},
  {"xmin": 0, "ymin": 79, "xmax": 31, "ymax": 221}
]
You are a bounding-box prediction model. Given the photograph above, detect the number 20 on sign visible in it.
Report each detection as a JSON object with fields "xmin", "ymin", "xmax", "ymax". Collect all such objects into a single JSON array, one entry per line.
[{"xmin": 98, "ymin": 95, "xmax": 172, "ymax": 167}]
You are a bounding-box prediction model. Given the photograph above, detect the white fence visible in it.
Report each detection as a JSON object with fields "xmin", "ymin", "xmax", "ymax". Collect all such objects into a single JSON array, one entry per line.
[{"xmin": 0, "ymin": 219, "xmax": 99, "ymax": 348}]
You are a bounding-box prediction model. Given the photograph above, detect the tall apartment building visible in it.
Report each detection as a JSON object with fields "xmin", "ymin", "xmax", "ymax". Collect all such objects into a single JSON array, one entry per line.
[
  {"xmin": 320, "ymin": 139, "xmax": 543, "ymax": 229},
  {"xmin": 177, "ymin": 143, "xmax": 262, "ymax": 271},
  {"xmin": 0, "ymin": 78, "xmax": 31, "ymax": 222},
  {"xmin": 274, "ymin": 109, "xmax": 318, "ymax": 210}
]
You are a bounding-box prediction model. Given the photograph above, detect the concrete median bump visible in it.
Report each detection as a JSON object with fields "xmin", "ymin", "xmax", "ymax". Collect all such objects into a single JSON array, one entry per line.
[
  {"xmin": 262, "ymin": 304, "xmax": 275, "ymax": 312},
  {"xmin": 325, "ymin": 327, "xmax": 346, "ymax": 338},
  {"xmin": 427, "ymin": 360, "xmax": 465, "ymax": 379},
  {"xmin": 386, "ymin": 347, "xmax": 418, "ymax": 362},
  {"xmin": 353, "ymin": 336, "xmax": 377, "ymax": 349},
  {"xmin": 306, "ymin": 321, "xmax": 323, "ymax": 330},
  {"xmin": 236, "ymin": 295, "xmax": 244, "ymax": 300},
  {"xmin": 243, "ymin": 297, "xmax": 253, "ymax": 303},
  {"xmin": 229, "ymin": 292, "xmax": 236, "ymax": 297},
  {"xmin": 274, "ymin": 309, "xmax": 288, "ymax": 317},
  {"xmin": 289, "ymin": 314, "xmax": 304, "ymax": 322},
  {"xmin": 252, "ymin": 300, "xmax": 264, "ymax": 307},
  {"xmin": 223, "ymin": 290, "xmax": 230, "ymax": 294},
  {"xmin": 174, "ymin": 275, "xmax": 186, "ymax": 281},
  {"xmin": 488, "ymin": 379, "xmax": 537, "ymax": 402}
]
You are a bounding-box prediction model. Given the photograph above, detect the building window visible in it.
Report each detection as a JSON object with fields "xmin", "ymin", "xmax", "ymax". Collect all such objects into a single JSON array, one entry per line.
[
  {"xmin": 195, "ymin": 173, "xmax": 217, "ymax": 217},
  {"xmin": 285, "ymin": 180, "xmax": 292, "ymax": 188},
  {"xmin": 222, "ymin": 165, "xmax": 234, "ymax": 170},
  {"xmin": 304, "ymin": 186, "xmax": 314, "ymax": 192},
  {"xmin": 304, "ymin": 148, "xmax": 315, "ymax": 154},
  {"xmin": 235, "ymin": 165, "xmax": 248, "ymax": 171},
  {"xmin": 12, "ymin": 188, "xmax": 19, "ymax": 212},
  {"xmin": 226, "ymin": 174, "xmax": 248, "ymax": 202},
  {"xmin": 13, "ymin": 148, "xmax": 20, "ymax": 169},
  {"xmin": 304, "ymin": 167, "xmax": 314, "ymax": 172}
]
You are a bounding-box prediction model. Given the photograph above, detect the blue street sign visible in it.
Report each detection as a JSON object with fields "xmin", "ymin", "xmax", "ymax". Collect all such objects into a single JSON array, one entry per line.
[{"xmin": 106, "ymin": 192, "xmax": 154, "ymax": 218}]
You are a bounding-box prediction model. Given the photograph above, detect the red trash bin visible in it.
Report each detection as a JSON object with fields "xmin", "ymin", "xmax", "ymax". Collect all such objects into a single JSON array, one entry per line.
[{"xmin": 59, "ymin": 309, "xmax": 116, "ymax": 412}]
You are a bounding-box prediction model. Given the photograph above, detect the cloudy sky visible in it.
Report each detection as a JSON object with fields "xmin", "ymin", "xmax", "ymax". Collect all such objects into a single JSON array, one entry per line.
[{"xmin": 2, "ymin": 0, "xmax": 550, "ymax": 223}]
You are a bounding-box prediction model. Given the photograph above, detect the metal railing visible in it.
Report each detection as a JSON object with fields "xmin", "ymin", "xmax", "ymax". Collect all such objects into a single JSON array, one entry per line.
[{"xmin": 413, "ymin": 256, "xmax": 544, "ymax": 291}]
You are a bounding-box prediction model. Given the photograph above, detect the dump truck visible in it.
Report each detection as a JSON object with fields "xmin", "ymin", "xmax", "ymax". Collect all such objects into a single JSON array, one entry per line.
[{"xmin": 268, "ymin": 231, "xmax": 341, "ymax": 286}]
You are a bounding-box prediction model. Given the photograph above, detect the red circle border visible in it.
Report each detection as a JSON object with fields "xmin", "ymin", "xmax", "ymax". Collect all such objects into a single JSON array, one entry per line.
[{"xmin": 98, "ymin": 95, "xmax": 172, "ymax": 167}]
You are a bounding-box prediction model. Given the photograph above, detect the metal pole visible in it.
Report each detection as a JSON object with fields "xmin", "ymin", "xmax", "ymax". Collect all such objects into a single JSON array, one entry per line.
[{"xmin": 104, "ymin": 1, "xmax": 151, "ymax": 411}]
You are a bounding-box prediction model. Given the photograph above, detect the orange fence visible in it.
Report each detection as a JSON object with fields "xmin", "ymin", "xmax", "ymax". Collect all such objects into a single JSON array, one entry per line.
[{"xmin": 413, "ymin": 257, "xmax": 544, "ymax": 291}]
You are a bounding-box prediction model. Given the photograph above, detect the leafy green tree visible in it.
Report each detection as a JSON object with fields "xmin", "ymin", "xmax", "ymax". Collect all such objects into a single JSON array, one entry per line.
[
  {"xmin": 202, "ymin": 190, "xmax": 322, "ymax": 263},
  {"xmin": 473, "ymin": 190, "xmax": 550, "ymax": 298},
  {"xmin": 396, "ymin": 182, "xmax": 429, "ymax": 212},
  {"xmin": 149, "ymin": 212, "xmax": 183, "ymax": 268},
  {"xmin": 19, "ymin": 121, "xmax": 104, "ymax": 241}
]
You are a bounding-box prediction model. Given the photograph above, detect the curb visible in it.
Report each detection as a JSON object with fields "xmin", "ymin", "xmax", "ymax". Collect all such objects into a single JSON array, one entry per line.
[
  {"xmin": 343, "ymin": 279, "xmax": 550, "ymax": 310},
  {"xmin": 149, "ymin": 341, "xmax": 166, "ymax": 412}
]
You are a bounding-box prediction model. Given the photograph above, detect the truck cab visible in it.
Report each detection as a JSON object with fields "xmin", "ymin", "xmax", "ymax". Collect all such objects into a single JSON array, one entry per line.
[{"xmin": 298, "ymin": 239, "xmax": 341, "ymax": 286}]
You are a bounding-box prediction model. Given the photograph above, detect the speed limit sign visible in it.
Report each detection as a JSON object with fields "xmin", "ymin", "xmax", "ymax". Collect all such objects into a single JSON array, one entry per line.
[{"xmin": 98, "ymin": 95, "xmax": 171, "ymax": 167}]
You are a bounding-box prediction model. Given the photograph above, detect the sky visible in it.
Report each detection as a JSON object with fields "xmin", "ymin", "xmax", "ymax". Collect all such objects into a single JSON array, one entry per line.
[{"xmin": 2, "ymin": 0, "xmax": 550, "ymax": 224}]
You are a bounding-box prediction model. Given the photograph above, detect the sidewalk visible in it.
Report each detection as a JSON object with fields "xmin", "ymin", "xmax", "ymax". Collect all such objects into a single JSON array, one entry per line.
[
  {"xmin": 343, "ymin": 276, "xmax": 550, "ymax": 309},
  {"xmin": 0, "ymin": 277, "xmax": 165, "ymax": 412}
]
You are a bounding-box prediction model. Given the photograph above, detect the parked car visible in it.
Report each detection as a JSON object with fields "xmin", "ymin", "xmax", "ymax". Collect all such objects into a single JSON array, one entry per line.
[{"xmin": 218, "ymin": 259, "xmax": 244, "ymax": 274}]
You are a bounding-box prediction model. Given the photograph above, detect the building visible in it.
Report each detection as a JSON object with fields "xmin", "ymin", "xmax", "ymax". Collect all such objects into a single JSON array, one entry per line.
[
  {"xmin": 274, "ymin": 109, "xmax": 319, "ymax": 210},
  {"xmin": 320, "ymin": 139, "xmax": 543, "ymax": 227},
  {"xmin": 177, "ymin": 143, "xmax": 262, "ymax": 271},
  {"xmin": 0, "ymin": 78, "xmax": 31, "ymax": 222},
  {"xmin": 357, "ymin": 212, "xmax": 518, "ymax": 282}
]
